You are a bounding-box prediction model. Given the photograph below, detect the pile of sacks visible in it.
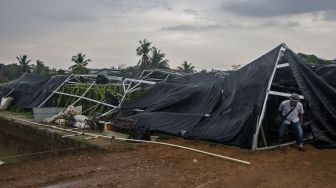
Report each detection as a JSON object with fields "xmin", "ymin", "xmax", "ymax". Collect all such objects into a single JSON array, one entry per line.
[
  {"xmin": 42, "ymin": 105, "xmax": 90, "ymax": 129},
  {"xmin": 0, "ymin": 96, "xmax": 14, "ymax": 110}
]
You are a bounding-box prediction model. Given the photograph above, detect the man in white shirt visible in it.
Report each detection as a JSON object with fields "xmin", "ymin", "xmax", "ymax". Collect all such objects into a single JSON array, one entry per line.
[{"xmin": 278, "ymin": 93, "xmax": 305, "ymax": 151}]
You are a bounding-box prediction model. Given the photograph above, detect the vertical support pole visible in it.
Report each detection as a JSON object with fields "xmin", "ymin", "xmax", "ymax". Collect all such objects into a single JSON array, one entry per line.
[
  {"xmin": 110, "ymin": 136, "xmax": 115, "ymax": 151},
  {"xmin": 251, "ymin": 46, "xmax": 284, "ymax": 150},
  {"xmin": 260, "ymin": 125, "xmax": 267, "ymax": 147},
  {"xmin": 38, "ymin": 74, "xmax": 73, "ymax": 108},
  {"xmin": 122, "ymin": 80, "xmax": 126, "ymax": 93}
]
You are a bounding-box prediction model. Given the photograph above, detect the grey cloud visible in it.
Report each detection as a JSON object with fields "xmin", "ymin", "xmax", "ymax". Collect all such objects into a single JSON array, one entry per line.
[
  {"xmin": 324, "ymin": 10, "xmax": 336, "ymax": 21},
  {"xmin": 162, "ymin": 24, "xmax": 221, "ymax": 31},
  {"xmin": 262, "ymin": 21, "xmax": 300, "ymax": 28},
  {"xmin": 221, "ymin": 0, "xmax": 336, "ymax": 18},
  {"xmin": 96, "ymin": 0, "xmax": 165, "ymax": 12},
  {"xmin": 184, "ymin": 9, "xmax": 201, "ymax": 16},
  {"xmin": 261, "ymin": 21, "xmax": 279, "ymax": 27},
  {"xmin": 33, "ymin": 11, "xmax": 98, "ymax": 22},
  {"xmin": 183, "ymin": 9, "xmax": 215, "ymax": 22},
  {"xmin": 284, "ymin": 21, "xmax": 300, "ymax": 27}
]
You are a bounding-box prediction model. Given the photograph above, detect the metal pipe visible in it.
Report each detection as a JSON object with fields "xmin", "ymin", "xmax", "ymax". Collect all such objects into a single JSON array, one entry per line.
[
  {"xmin": 256, "ymin": 137, "xmax": 313, "ymax": 151},
  {"xmin": 252, "ymin": 46, "xmax": 284, "ymax": 150},
  {"xmin": 53, "ymin": 91, "xmax": 117, "ymax": 108},
  {"xmin": 4, "ymin": 88, "xmax": 14, "ymax": 97},
  {"xmin": 38, "ymin": 74, "xmax": 73, "ymax": 108},
  {"xmin": 123, "ymin": 78, "xmax": 156, "ymax": 85},
  {"xmin": 100, "ymin": 108, "xmax": 118, "ymax": 117},
  {"xmin": 71, "ymin": 81, "xmax": 96, "ymax": 106}
]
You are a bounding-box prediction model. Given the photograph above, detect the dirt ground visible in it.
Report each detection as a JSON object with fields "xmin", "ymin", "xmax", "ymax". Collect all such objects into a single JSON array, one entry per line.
[{"xmin": 0, "ymin": 138, "xmax": 335, "ymax": 188}]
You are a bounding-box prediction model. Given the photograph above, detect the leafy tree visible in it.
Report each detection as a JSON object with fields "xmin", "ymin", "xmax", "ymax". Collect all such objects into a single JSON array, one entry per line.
[
  {"xmin": 178, "ymin": 61, "xmax": 195, "ymax": 73},
  {"xmin": 298, "ymin": 53, "xmax": 333, "ymax": 65},
  {"xmin": 0, "ymin": 64, "xmax": 7, "ymax": 83},
  {"xmin": 136, "ymin": 39, "xmax": 153, "ymax": 70},
  {"xmin": 69, "ymin": 53, "xmax": 91, "ymax": 74},
  {"xmin": 149, "ymin": 47, "xmax": 169, "ymax": 69},
  {"xmin": 31, "ymin": 60, "xmax": 50, "ymax": 76},
  {"xmin": 2, "ymin": 63, "xmax": 21, "ymax": 80},
  {"xmin": 120, "ymin": 66, "xmax": 140, "ymax": 78},
  {"xmin": 118, "ymin": 64, "xmax": 127, "ymax": 69},
  {"xmin": 57, "ymin": 69, "xmax": 66, "ymax": 75},
  {"xmin": 16, "ymin": 54, "xmax": 32, "ymax": 73}
]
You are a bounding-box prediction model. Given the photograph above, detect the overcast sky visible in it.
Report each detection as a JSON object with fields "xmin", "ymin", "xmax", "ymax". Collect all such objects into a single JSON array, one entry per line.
[{"xmin": 0, "ymin": 0, "xmax": 335, "ymax": 70}]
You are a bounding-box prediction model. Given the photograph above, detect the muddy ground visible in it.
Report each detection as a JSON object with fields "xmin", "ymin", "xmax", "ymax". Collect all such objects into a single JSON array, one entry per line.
[{"xmin": 0, "ymin": 138, "xmax": 335, "ymax": 188}]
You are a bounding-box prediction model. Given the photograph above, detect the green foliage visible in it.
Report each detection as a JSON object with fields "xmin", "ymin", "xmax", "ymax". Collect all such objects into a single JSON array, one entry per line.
[
  {"xmin": 7, "ymin": 106, "xmax": 33, "ymax": 117},
  {"xmin": 136, "ymin": 39, "xmax": 152, "ymax": 70},
  {"xmin": 119, "ymin": 66, "xmax": 140, "ymax": 78},
  {"xmin": 52, "ymin": 84, "xmax": 147, "ymax": 117},
  {"xmin": 305, "ymin": 55, "xmax": 318, "ymax": 64},
  {"xmin": 150, "ymin": 47, "xmax": 169, "ymax": 69},
  {"xmin": 178, "ymin": 61, "xmax": 195, "ymax": 73},
  {"xmin": 69, "ymin": 53, "xmax": 91, "ymax": 74},
  {"xmin": 31, "ymin": 60, "xmax": 50, "ymax": 76},
  {"xmin": 299, "ymin": 53, "xmax": 332, "ymax": 65},
  {"xmin": 136, "ymin": 39, "xmax": 171, "ymax": 70},
  {"xmin": 16, "ymin": 54, "xmax": 32, "ymax": 73},
  {"xmin": 0, "ymin": 63, "xmax": 21, "ymax": 81},
  {"xmin": 0, "ymin": 74, "xmax": 7, "ymax": 83},
  {"xmin": 71, "ymin": 66, "xmax": 90, "ymax": 74}
]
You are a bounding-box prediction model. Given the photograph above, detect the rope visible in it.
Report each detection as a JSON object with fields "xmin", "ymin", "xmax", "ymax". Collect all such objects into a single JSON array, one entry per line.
[{"xmin": 0, "ymin": 145, "xmax": 96, "ymax": 159}]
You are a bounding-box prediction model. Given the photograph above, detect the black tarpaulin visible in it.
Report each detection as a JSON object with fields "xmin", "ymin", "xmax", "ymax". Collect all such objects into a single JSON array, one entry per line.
[
  {"xmin": 287, "ymin": 50, "xmax": 336, "ymax": 148},
  {"xmin": 122, "ymin": 45, "xmax": 282, "ymax": 148},
  {"xmin": 0, "ymin": 73, "xmax": 68, "ymax": 108},
  {"xmin": 122, "ymin": 44, "xmax": 336, "ymax": 149}
]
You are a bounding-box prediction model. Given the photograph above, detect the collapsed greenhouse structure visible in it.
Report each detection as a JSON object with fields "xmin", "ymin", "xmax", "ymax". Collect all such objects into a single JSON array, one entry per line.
[{"xmin": 0, "ymin": 43, "xmax": 335, "ymax": 150}]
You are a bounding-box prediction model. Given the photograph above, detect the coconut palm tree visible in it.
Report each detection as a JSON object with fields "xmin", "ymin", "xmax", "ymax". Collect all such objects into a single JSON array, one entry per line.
[
  {"xmin": 149, "ymin": 47, "xmax": 169, "ymax": 69},
  {"xmin": 16, "ymin": 54, "xmax": 32, "ymax": 73},
  {"xmin": 69, "ymin": 53, "xmax": 91, "ymax": 74},
  {"xmin": 136, "ymin": 39, "xmax": 152, "ymax": 70},
  {"xmin": 31, "ymin": 60, "xmax": 50, "ymax": 76},
  {"xmin": 178, "ymin": 61, "xmax": 195, "ymax": 73}
]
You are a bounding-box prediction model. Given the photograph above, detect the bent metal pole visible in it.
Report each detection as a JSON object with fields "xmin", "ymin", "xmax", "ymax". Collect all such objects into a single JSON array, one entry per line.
[{"xmin": 12, "ymin": 118, "xmax": 250, "ymax": 165}]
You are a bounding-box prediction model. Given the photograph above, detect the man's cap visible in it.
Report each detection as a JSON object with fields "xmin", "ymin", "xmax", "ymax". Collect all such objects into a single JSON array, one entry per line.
[{"xmin": 289, "ymin": 93, "xmax": 300, "ymax": 102}]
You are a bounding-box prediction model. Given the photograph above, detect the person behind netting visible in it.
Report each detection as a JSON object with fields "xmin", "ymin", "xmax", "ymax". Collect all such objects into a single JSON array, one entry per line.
[{"xmin": 278, "ymin": 93, "xmax": 305, "ymax": 151}]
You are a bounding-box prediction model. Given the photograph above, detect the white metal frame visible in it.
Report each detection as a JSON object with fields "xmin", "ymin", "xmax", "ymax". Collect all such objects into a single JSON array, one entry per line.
[
  {"xmin": 251, "ymin": 46, "xmax": 285, "ymax": 150},
  {"xmin": 4, "ymin": 88, "xmax": 14, "ymax": 97},
  {"xmin": 269, "ymin": 91, "xmax": 304, "ymax": 99},
  {"xmin": 38, "ymin": 74, "xmax": 159, "ymax": 118},
  {"xmin": 256, "ymin": 136, "xmax": 313, "ymax": 151},
  {"xmin": 251, "ymin": 44, "xmax": 309, "ymax": 150},
  {"xmin": 38, "ymin": 74, "xmax": 74, "ymax": 107},
  {"xmin": 138, "ymin": 69, "xmax": 186, "ymax": 82}
]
